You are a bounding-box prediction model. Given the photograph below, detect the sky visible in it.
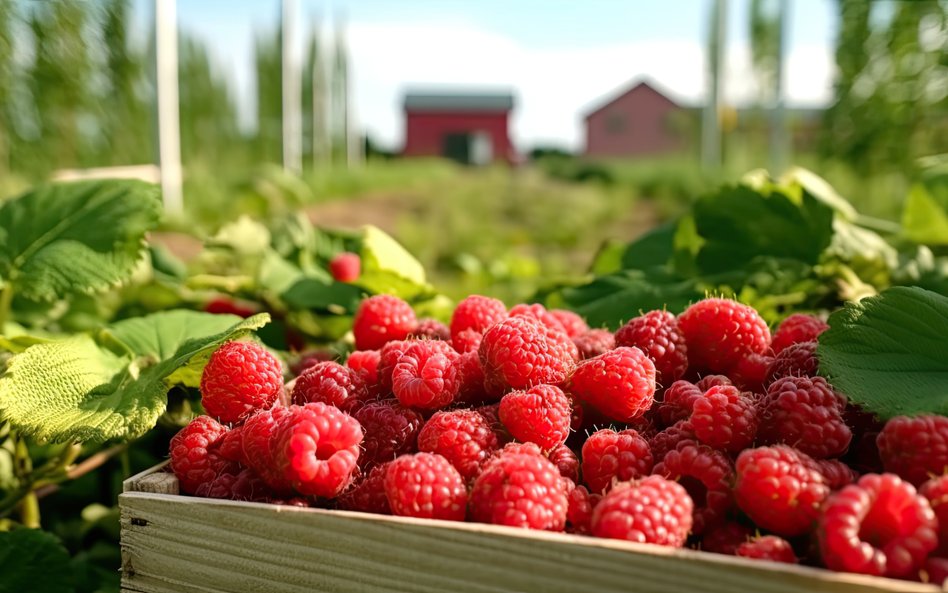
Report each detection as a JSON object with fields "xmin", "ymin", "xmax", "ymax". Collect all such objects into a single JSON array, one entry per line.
[{"xmin": 141, "ymin": 0, "xmax": 839, "ymax": 151}]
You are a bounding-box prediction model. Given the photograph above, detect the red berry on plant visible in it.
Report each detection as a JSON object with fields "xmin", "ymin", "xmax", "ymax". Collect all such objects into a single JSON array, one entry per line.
[{"xmin": 329, "ymin": 251, "xmax": 361, "ymax": 282}]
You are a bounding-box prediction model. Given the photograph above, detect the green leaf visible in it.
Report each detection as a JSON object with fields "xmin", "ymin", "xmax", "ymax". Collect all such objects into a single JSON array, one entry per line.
[
  {"xmin": 778, "ymin": 167, "xmax": 859, "ymax": 221},
  {"xmin": 902, "ymin": 184, "xmax": 948, "ymax": 245},
  {"xmin": 356, "ymin": 225, "xmax": 431, "ymax": 298},
  {"xmin": 0, "ymin": 180, "xmax": 162, "ymax": 301},
  {"xmin": 0, "ymin": 311, "xmax": 269, "ymax": 443},
  {"xmin": 0, "ymin": 529, "xmax": 73, "ymax": 593},
  {"xmin": 281, "ymin": 277, "xmax": 364, "ymax": 314},
  {"xmin": 817, "ymin": 287, "xmax": 948, "ymax": 419}
]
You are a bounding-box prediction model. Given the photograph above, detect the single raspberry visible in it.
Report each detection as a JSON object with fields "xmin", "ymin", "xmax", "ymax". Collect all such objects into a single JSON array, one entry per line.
[
  {"xmin": 417, "ymin": 409, "xmax": 499, "ymax": 480},
  {"xmin": 240, "ymin": 406, "xmax": 294, "ymax": 493},
  {"xmin": 346, "ymin": 350, "xmax": 381, "ymax": 390},
  {"xmin": 582, "ymin": 428, "xmax": 654, "ymax": 494},
  {"xmin": 590, "ymin": 476, "xmax": 693, "ymax": 546},
  {"xmin": 614, "ymin": 310, "xmax": 688, "ymax": 387},
  {"xmin": 758, "ymin": 376, "xmax": 851, "ymax": 459},
  {"xmin": 410, "ymin": 318, "xmax": 451, "ymax": 341},
  {"xmin": 509, "ymin": 303, "xmax": 570, "ymax": 335},
  {"xmin": 649, "ymin": 421, "xmax": 697, "ymax": 462},
  {"xmin": 695, "ymin": 375, "xmax": 733, "ymax": 391},
  {"xmin": 200, "ymin": 341, "xmax": 283, "ymax": 425},
  {"xmin": 169, "ymin": 416, "xmax": 231, "ymax": 494},
  {"xmin": 567, "ymin": 484, "xmax": 599, "ymax": 534},
  {"xmin": 272, "ymin": 403, "xmax": 363, "ymax": 498},
  {"xmin": 377, "ymin": 340, "xmax": 412, "ymax": 391},
  {"xmin": 204, "ymin": 296, "xmax": 257, "ymax": 318},
  {"xmin": 454, "ymin": 351, "xmax": 490, "ymax": 406},
  {"xmin": 658, "ymin": 380, "xmax": 703, "ymax": 426},
  {"xmin": 767, "ymin": 340, "xmax": 819, "ymax": 385},
  {"xmin": 353, "ymin": 295, "xmax": 416, "ymax": 351},
  {"xmin": 771, "ymin": 313, "xmax": 828, "ymax": 355},
  {"xmin": 451, "ymin": 328, "xmax": 484, "ymax": 354},
  {"xmin": 729, "ymin": 352, "xmax": 773, "ymax": 393},
  {"xmin": 479, "ymin": 316, "xmax": 576, "ymax": 394},
  {"xmin": 450, "ymin": 295, "xmax": 507, "ymax": 339},
  {"xmin": 549, "ymin": 309, "xmax": 589, "ymax": 338},
  {"xmin": 336, "ymin": 462, "xmax": 391, "ymax": 514},
  {"xmin": 499, "ymin": 384, "xmax": 572, "ymax": 449},
  {"xmin": 217, "ymin": 424, "xmax": 245, "ymax": 462},
  {"xmin": 921, "ymin": 475, "xmax": 948, "ymax": 554},
  {"xmin": 652, "ymin": 442, "xmax": 734, "ymax": 535},
  {"xmin": 820, "ymin": 473, "xmax": 938, "ymax": 578},
  {"xmin": 328, "ymin": 251, "xmax": 361, "ymax": 282},
  {"xmin": 689, "ymin": 385, "xmax": 757, "ymax": 455},
  {"xmin": 384, "ymin": 453, "xmax": 467, "ymax": 521},
  {"xmin": 678, "ymin": 298, "xmax": 770, "ymax": 374},
  {"xmin": 734, "ymin": 445, "xmax": 829, "ymax": 537},
  {"xmin": 702, "ymin": 521, "xmax": 753, "ymax": 555},
  {"xmin": 475, "ymin": 403, "xmax": 512, "ymax": 445},
  {"xmin": 292, "ymin": 361, "xmax": 365, "ymax": 409},
  {"xmin": 469, "ymin": 449, "xmax": 570, "ymax": 530},
  {"xmin": 548, "ymin": 444, "xmax": 580, "ymax": 483},
  {"xmin": 736, "ymin": 536, "xmax": 797, "ymax": 564},
  {"xmin": 567, "ymin": 347, "xmax": 655, "ymax": 423},
  {"xmin": 878, "ymin": 415, "xmax": 948, "ymax": 486},
  {"xmin": 352, "ymin": 400, "xmax": 424, "ymax": 469},
  {"xmin": 392, "ymin": 340, "xmax": 460, "ymax": 410},
  {"xmin": 572, "ymin": 329, "xmax": 615, "ymax": 360},
  {"xmin": 817, "ymin": 459, "xmax": 859, "ymax": 490}
]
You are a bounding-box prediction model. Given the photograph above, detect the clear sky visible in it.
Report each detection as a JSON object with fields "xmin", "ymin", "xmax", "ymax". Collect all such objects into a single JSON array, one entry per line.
[{"xmin": 140, "ymin": 0, "xmax": 839, "ymax": 151}]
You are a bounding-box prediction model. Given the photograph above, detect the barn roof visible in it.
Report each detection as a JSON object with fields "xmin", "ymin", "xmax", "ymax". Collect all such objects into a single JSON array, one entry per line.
[
  {"xmin": 582, "ymin": 79, "xmax": 688, "ymax": 120},
  {"xmin": 403, "ymin": 92, "xmax": 514, "ymax": 112}
]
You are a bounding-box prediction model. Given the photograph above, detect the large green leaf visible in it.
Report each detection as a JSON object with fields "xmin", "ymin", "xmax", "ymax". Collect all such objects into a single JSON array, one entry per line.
[
  {"xmin": 902, "ymin": 184, "xmax": 948, "ymax": 245},
  {"xmin": 818, "ymin": 287, "xmax": 948, "ymax": 419},
  {"xmin": 0, "ymin": 311, "xmax": 269, "ymax": 443},
  {"xmin": 356, "ymin": 225, "xmax": 432, "ymax": 298},
  {"xmin": 0, "ymin": 529, "xmax": 73, "ymax": 593},
  {"xmin": 0, "ymin": 180, "xmax": 162, "ymax": 300}
]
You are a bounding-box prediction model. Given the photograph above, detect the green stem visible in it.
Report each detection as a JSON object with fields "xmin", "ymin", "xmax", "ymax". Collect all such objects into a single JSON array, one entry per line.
[
  {"xmin": 18, "ymin": 493, "xmax": 39, "ymax": 528},
  {"xmin": 0, "ymin": 282, "xmax": 12, "ymax": 331},
  {"xmin": 11, "ymin": 433, "xmax": 39, "ymax": 527}
]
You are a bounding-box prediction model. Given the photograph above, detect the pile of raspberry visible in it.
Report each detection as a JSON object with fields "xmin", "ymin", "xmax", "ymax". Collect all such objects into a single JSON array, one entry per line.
[{"xmin": 171, "ymin": 294, "xmax": 948, "ymax": 585}]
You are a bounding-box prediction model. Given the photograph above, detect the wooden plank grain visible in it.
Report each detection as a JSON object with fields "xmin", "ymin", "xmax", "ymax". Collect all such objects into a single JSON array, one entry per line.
[{"xmin": 120, "ymin": 490, "xmax": 940, "ymax": 593}]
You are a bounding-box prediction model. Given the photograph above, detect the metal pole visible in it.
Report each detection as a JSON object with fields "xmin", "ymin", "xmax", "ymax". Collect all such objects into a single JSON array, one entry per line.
[
  {"xmin": 282, "ymin": 0, "xmax": 302, "ymax": 173},
  {"xmin": 770, "ymin": 0, "xmax": 788, "ymax": 174},
  {"xmin": 701, "ymin": 0, "xmax": 727, "ymax": 171},
  {"xmin": 154, "ymin": 0, "xmax": 182, "ymax": 214}
]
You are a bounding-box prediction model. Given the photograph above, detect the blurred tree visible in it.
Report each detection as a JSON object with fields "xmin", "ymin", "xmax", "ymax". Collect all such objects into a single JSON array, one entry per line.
[
  {"xmin": 302, "ymin": 23, "xmax": 329, "ymax": 168},
  {"xmin": 254, "ymin": 25, "xmax": 283, "ymax": 164},
  {"xmin": 749, "ymin": 0, "xmax": 780, "ymax": 105},
  {"xmin": 0, "ymin": 0, "xmax": 13, "ymax": 177}
]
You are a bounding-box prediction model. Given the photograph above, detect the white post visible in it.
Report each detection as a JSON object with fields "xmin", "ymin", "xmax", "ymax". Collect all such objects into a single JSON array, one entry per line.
[
  {"xmin": 282, "ymin": 0, "xmax": 302, "ymax": 174},
  {"xmin": 701, "ymin": 0, "xmax": 727, "ymax": 171},
  {"xmin": 770, "ymin": 0, "xmax": 789, "ymax": 174},
  {"xmin": 154, "ymin": 0, "xmax": 182, "ymax": 214}
]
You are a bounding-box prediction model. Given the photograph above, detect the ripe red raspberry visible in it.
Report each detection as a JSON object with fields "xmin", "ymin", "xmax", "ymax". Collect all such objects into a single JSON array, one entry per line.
[
  {"xmin": 678, "ymin": 298, "xmax": 770, "ymax": 374},
  {"xmin": 451, "ymin": 329, "xmax": 483, "ymax": 354},
  {"xmin": 549, "ymin": 309, "xmax": 589, "ymax": 338},
  {"xmin": 377, "ymin": 340, "xmax": 411, "ymax": 390},
  {"xmin": 217, "ymin": 424, "xmax": 245, "ymax": 462},
  {"xmin": 509, "ymin": 303, "xmax": 570, "ymax": 335},
  {"xmin": 329, "ymin": 251, "xmax": 361, "ymax": 282},
  {"xmin": 652, "ymin": 442, "xmax": 734, "ymax": 535},
  {"xmin": 729, "ymin": 352, "xmax": 773, "ymax": 393},
  {"xmin": 170, "ymin": 416, "xmax": 231, "ymax": 494},
  {"xmin": 384, "ymin": 453, "xmax": 467, "ymax": 520},
  {"xmin": 767, "ymin": 340, "xmax": 819, "ymax": 385},
  {"xmin": 292, "ymin": 361, "xmax": 365, "ymax": 409},
  {"xmin": 353, "ymin": 295, "xmax": 416, "ymax": 351},
  {"xmin": 702, "ymin": 521, "xmax": 753, "ymax": 555},
  {"xmin": 272, "ymin": 403, "xmax": 363, "ymax": 498},
  {"xmin": 454, "ymin": 351, "xmax": 489, "ymax": 406},
  {"xmin": 204, "ymin": 296, "xmax": 257, "ymax": 318},
  {"xmin": 352, "ymin": 400, "xmax": 423, "ymax": 469},
  {"xmin": 734, "ymin": 445, "xmax": 829, "ymax": 537},
  {"xmin": 548, "ymin": 444, "xmax": 580, "ymax": 483},
  {"xmin": 695, "ymin": 374, "xmax": 732, "ymax": 391},
  {"xmin": 470, "ymin": 449, "xmax": 570, "ymax": 530},
  {"xmin": 820, "ymin": 473, "xmax": 938, "ymax": 578},
  {"xmin": 771, "ymin": 313, "xmax": 828, "ymax": 355},
  {"xmin": 689, "ymin": 385, "xmax": 757, "ymax": 455},
  {"xmin": 346, "ymin": 350, "xmax": 381, "ymax": 389},
  {"xmin": 572, "ymin": 329, "xmax": 615, "ymax": 360},
  {"xmin": 758, "ymin": 376, "xmax": 851, "ymax": 459},
  {"xmin": 591, "ymin": 476, "xmax": 693, "ymax": 546},
  {"xmin": 479, "ymin": 316, "xmax": 576, "ymax": 394},
  {"xmin": 736, "ymin": 536, "xmax": 797, "ymax": 564},
  {"xmin": 920, "ymin": 475, "xmax": 948, "ymax": 553},
  {"xmin": 878, "ymin": 415, "xmax": 948, "ymax": 486},
  {"xmin": 817, "ymin": 459, "xmax": 858, "ymax": 490},
  {"xmin": 614, "ymin": 310, "xmax": 688, "ymax": 387},
  {"xmin": 499, "ymin": 384, "xmax": 572, "ymax": 449},
  {"xmin": 392, "ymin": 340, "xmax": 460, "ymax": 410},
  {"xmin": 240, "ymin": 406, "xmax": 294, "ymax": 493},
  {"xmin": 410, "ymin": 318, "xmax": 451, "ymax": 341},
  {"xmin": 658, "ymin": 380, "xmax": 702, "ymax": 425},
  {"xmin": 417, "ymin": 409, "xmax": 499, "ymax": 480},
  {"xmin": 200, "ymin": 341, "xmax": 283, "ymax": 425},
  {"xmin": 568, "ymin": 347, "xmax": 655, "ymax": 423},
  {"xmin": 450, "ymin": 295, "xmax": 507, "ymax": 339},
  {"xmin": 336, "ymin": 462, "xmax": 391, "ymax": 514},
  {"xmin": 649, "ymin": 421, "xmax": 697, "ymax": 462},
  {"xmin": 567, "ymin": 484, "xmax": 599, "ymax": 534},
  {"xmin": 582, "ymin": 428, "xmax": 654, "ymax": 494}
]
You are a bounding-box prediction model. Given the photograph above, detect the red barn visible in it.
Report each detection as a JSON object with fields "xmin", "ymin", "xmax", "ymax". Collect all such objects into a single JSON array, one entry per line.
[
  {"xmin": 584, "ymin": 80, "xmax": 687, "ymax": 158},
  {"xmin": 402, "ymin": 92, "xmax": 515, "ymax": 164}
]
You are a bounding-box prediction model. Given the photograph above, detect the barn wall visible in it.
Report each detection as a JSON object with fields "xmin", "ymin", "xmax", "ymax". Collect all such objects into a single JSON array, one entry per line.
[
  {"xmin": 403, "ymin": 111, "xmax": 514, "ymax": 163},
  {"xmin": 585, "ymin": 86, "xmax": 685, "ymax": 157}
]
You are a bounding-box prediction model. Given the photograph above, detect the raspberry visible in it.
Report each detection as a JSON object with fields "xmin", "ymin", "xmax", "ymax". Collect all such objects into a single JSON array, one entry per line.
[
  {"xmin": 475, "ymin": 403, "xmax": 511, "ymax": 445},
  {"xmin": 582, "ymin": 428, "xmax": 654, "ymax": 494},
  {"xmin": 878, "ymin": 415, "xmax": 948, "ymax": 486},
  {"xmin": 658, "ymin": 380, "xmax": 703, "ymax": 426},
  {"xmin": 568, "ymin": 347, "xmax": 655, "ymax": 423},
  {"xmin": 921, "ymin": 475, "xmax": 948, "ymax": 553},
  {"xmin": 353, "ymin": 295, "xmax": 416, "ymax": 351},
  {"xmin": 204, "ymin": 296, "xmax": 257, "ymax": 318},
  {"xmin": 767, "ymin": 340, "xmax": 819, "ymax": 385},
  {"xmin": 470, "ymin": 449, "xmax": 570, "ymax": 530},
  {"xmin": 377, "ymin": 340, "xmax": 412, "ymax": 390},
  {"xmin": 272, "ymin": 403, "xmax": 363, "ymax": 498},
  {"xmin": 195, "ymin": 467, "xmax": 277, "ymax": 503},
  {"xmin": 734, "ymin": 445, "xmax": 829, "ymax": 537},
  {"xmin": 649, "ymin": 421, "xmax": 697, "ymax": 462},
  {"xmin": 678, "ymin": 298, "xmax": 770, "ymax": 374},
  {"xmin": 549, "ymin": 309, "xmax": 589, "ymax": 338},
  {"xmin": 169, "ymin": 416, "xmax": 231, "ymax": 494},
  {"xmin": 450, "ymin": 295, "xmax": 507, "ymax": 339},
  {"xmin": 292, "ymin": 361, "xmax": 365, "ymax": 409},
  {"xmin": 328, "ymin": 251, "xmax": 361, "ymax": 282},
  {"xmin": 217, "ymin": 424, "xmax": 245, "ymax": 462},
  {"xmin": 451, "ymin": 329, "xmax": 484, "ymax": 354},
  {"xmin": 417, "ymin": 409, "xmax": 499, "ymax": 480},
  {"xmin": 479, "ymin": 316, "xmax": 576, "ymax": 394},
  {"xmin": 771, "ymin": 313, "xmax": 828, "ymax": 355},
  {"xmin": 736, "ymin": 536, "xmax": 797, "ymax": 564},
  {"xmin": 689, "ymin": 385, "xmax": 757, "ymax": 455},
  {"xmin": 200, "ymin": 341, "xmax": 283, "ymax": 425},
  {"xmin": 499, "ymin": 384, "xmax": 572, "ymax": 449},
  {"xmin": 346, "ymin": 350, "xmax": 381, "ymax": 388},
  {"xmin": 410, "ymin": 318, "xmax": 450, "ymax": 341},
  {"xmin": 820, "ymin": 473, "xmax": 938, "ymax": 578},
  {"xmin": 702, "ymin": 521, "xmax": 753, "ymax": 555},
  {"xmin": 817, "ymin": 459, "xmax": 858, "ymax": 490},
  {"xmin": 352, "ymin": 400, "xmax": 423, "ymax": 469},
  {"xmin": 548, "ymin": 444, "xmax": 580, "ymax": 483},
  {"xmin": 572, "ymin": 329, "xmax": 615, "ymax": 360},
  {"xmin": 392, "ymin": 340, "xmax": 460, "ymax": 410},
  {"xmin": 729, "ymin": 352, "xmax": 773, "ymax": 393},
  {"xmin": 590, "ymin": 476, "xmax": 693, "ymax": 546},
  {"xmin": 758, "ymin": 376, "xmax": 851, "ymax": 459},
  {"xmin": 454, "ymin": 351, "xmax": 489, "ymax": 406},
  {"xmin": 695, "ymin": 374, "xmax": 732, "ymax": 391},
  {"xmin": 652, "ymin": 442, "xmax": 733, "ymax": 535},
  {"xmin": 567, "ymin": 484, "xmax": 599, "ymax": 534},
  {"xmin": 614, "ymin": 310, "xmax": 688, "ymax": 387},
  {"xmin": 384, "ymin": 453, "xmax": 467, "ymax": 520},
  {"xmin": 240, "ymin": 406, "xmax": 294, "ymax": 493},
  {"xmin": 336, "ymin": 462, "xmax": 391, "ymax": 514},
  {"xmin": 509, "ymin": 303, "xmax": 570, "ymax": 335}
]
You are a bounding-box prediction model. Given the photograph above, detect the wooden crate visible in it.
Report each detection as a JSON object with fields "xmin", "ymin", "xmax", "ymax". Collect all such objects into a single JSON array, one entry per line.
[{"xmin": 120, "ymin": 463, "xmax": 941, "ymax": 593}]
